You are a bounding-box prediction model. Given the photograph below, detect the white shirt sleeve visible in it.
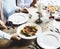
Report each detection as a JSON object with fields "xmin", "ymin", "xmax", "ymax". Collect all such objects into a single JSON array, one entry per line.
[
  {"xmin": 2, "ymin": 0, "xmax": 16, "ymax": 14},
  {"xmin": 0, "ymin": 30, "xmax": 11, "ymax": 40},
  {"xmin": 17, "ymin": 0, "xmax": 33, "ymax": 8},
  {"xmin": 24, "ymin": 0, "xmax": 33, "ymax": 7}
]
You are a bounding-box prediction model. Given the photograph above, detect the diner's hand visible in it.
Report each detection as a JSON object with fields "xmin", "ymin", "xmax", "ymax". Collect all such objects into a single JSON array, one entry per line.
[
  {"xmin": 10, "ymin": 33, "xmax": 21, "ymax": 40},
  {"xmin": 0, "ymin": 20, "xmax": 7, "ymax": 29},
  {"xmin": 30, "ymin": 0, "xmax": 38, "ymax": 7}
]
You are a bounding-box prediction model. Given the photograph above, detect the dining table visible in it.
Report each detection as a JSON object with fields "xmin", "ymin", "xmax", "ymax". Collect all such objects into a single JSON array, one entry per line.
[{"xmin": 0, "ymin": 7, "xmax": 60, "ymax": 49}]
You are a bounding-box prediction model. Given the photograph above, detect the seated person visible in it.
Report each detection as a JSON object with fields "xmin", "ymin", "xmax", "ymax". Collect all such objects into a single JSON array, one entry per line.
[
  {"xmin": 17, "ymin": 0, "xmax": 38, "ymax": 8},
  {"xmin": 30, "ymin": 0, "xmax": 38, "ymax": 7},
  {"xmin": 2, "ymin": 0, "xmax": 19, "ymax": 19},
  {"xmin": 16, "ymin": 0, "xmax": 38, "ymax": 13},
  {"xmin": 2, "ymin": 0, "xmax": 38, "ymax": 19},
  {"xmin": 0, "ymin": 20, "xmax": 21, "ymax": 40},
  {"xmin": 0, "ymin": 0, "xmax": 21, "ymax": 40}
]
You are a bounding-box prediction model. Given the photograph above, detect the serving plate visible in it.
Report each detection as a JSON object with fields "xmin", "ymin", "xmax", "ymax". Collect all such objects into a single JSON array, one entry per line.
[
  {"xmin": 17, "ymin": 23, "xmax": 42, "ymax": 39},
  {"xmin": 37, "ymin": 31, "xmax": 60, "ymax": 49},
  {"xmin": 8, "ymin": 13, "xmax": 29, "ymax": 25}
]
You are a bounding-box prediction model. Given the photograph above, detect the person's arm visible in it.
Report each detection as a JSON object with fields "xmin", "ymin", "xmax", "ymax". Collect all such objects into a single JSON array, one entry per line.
[
  {"xmin": 16, "ymin": 0, "xmax": 25, "ymax": 8},
  {"xmin": 0, "ymin": 20, "xmax": 7, "ymax": 29},
  {"xmin": 30, "ymin": 0, "xmax": 38, "ymax": 7},
  {"xmin": 0, "ymin": 20, "xmax": 21, "ymax": 40},
  {"xmin": 0, "ymin": 0, "xmax": 5, "ymax": 21},
  {"xmin": 0, "ymin": 2, "xmax": 7, "ymax": 28},
  {"xmin": 0, "ymin": 30, "xmax": 11, "ymax": 40},
  {"xmin": 16, "ymin": 0, "xmax": 33, "ymax": 8},
  {"xmin": 24, "ymin": 0, "xmax": 33, "ymax": 7},
  {"xmin": 0, "ymin": 30, "xmax": 21, "ymax": 40}
]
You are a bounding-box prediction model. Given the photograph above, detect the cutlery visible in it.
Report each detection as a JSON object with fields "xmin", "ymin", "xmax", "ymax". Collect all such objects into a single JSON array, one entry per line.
[
  {"xmin": 55, "ymin": 28, "xmax": 60, "ymax": 33},
  {"xmin": 50, "ymin": 28, "xmax": 60, "ymax": 34}
]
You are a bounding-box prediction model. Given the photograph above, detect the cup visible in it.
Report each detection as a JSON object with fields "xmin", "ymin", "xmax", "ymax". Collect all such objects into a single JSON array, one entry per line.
[{"xmin": 5, "ymin": 21, "xmax": 13, "ymax": 29}]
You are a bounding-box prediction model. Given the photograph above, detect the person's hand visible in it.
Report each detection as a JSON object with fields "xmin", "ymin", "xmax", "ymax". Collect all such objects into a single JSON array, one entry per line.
[
  {"xmin": 20, "ymin": 8, "xmax": 29, "ymax": 13},
  {"xmin": 0, "ymin": 20, "xmax": 7, "ymax": 29},
  {"xmin": 10, "ymin": 33, "xmax": 21, "ymax": 40},
  {"xmin": 30, "ymin": 0, "xmax": 38, "ymax": 7},
  {"xmin": 15, "ymin": 9, "xmax": 21, "ymax": 13}
]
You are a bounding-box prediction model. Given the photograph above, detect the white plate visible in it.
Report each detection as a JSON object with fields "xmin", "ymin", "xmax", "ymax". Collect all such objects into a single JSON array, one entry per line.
[
  {"xmin": 37, "ymin": 31, "xmax": 60, "ymax": 49},
  {"xmin": 8, "ymin": 13, "xmax": 29, "ymax": 25},
  {"xmin": 17, "ymin": 23, "xmax": 42, "ymax": 39}
]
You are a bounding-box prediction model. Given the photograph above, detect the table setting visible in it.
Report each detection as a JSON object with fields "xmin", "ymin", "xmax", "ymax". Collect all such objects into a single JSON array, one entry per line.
[{"xmin": 1, "ymin": 0, "xmax": 60, "ymax": 49}]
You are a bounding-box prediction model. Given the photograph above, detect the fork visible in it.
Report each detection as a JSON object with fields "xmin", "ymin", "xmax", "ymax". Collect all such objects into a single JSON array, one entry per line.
[
  {"xmin": 50, "ymin": 28, "xmax": 60, "ymax": 34},
  {"xmin": 55, "ymin": 28, "xmax": 60, "ymax": 33}
]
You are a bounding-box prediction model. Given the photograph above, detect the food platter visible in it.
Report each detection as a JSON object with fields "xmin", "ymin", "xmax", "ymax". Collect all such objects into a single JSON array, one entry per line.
[{"xmin": 17, "ymin": 23, "xmax": 42, "ymax": 39}]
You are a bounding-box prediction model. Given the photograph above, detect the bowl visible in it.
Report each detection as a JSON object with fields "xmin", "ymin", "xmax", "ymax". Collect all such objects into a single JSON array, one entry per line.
[{"xmin": 17, "ymin": 23, "xmax": 42, "ymax": 39}]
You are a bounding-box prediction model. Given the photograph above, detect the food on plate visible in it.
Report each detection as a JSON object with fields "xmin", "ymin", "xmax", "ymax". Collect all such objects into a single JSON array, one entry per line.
[
  {"xmin": 20, "ymin": 26, "xmax": 38, "ymax": 37},
  {"xmin": 46, "ymin": 5, "xmax": 56, "ymax": 12}
]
